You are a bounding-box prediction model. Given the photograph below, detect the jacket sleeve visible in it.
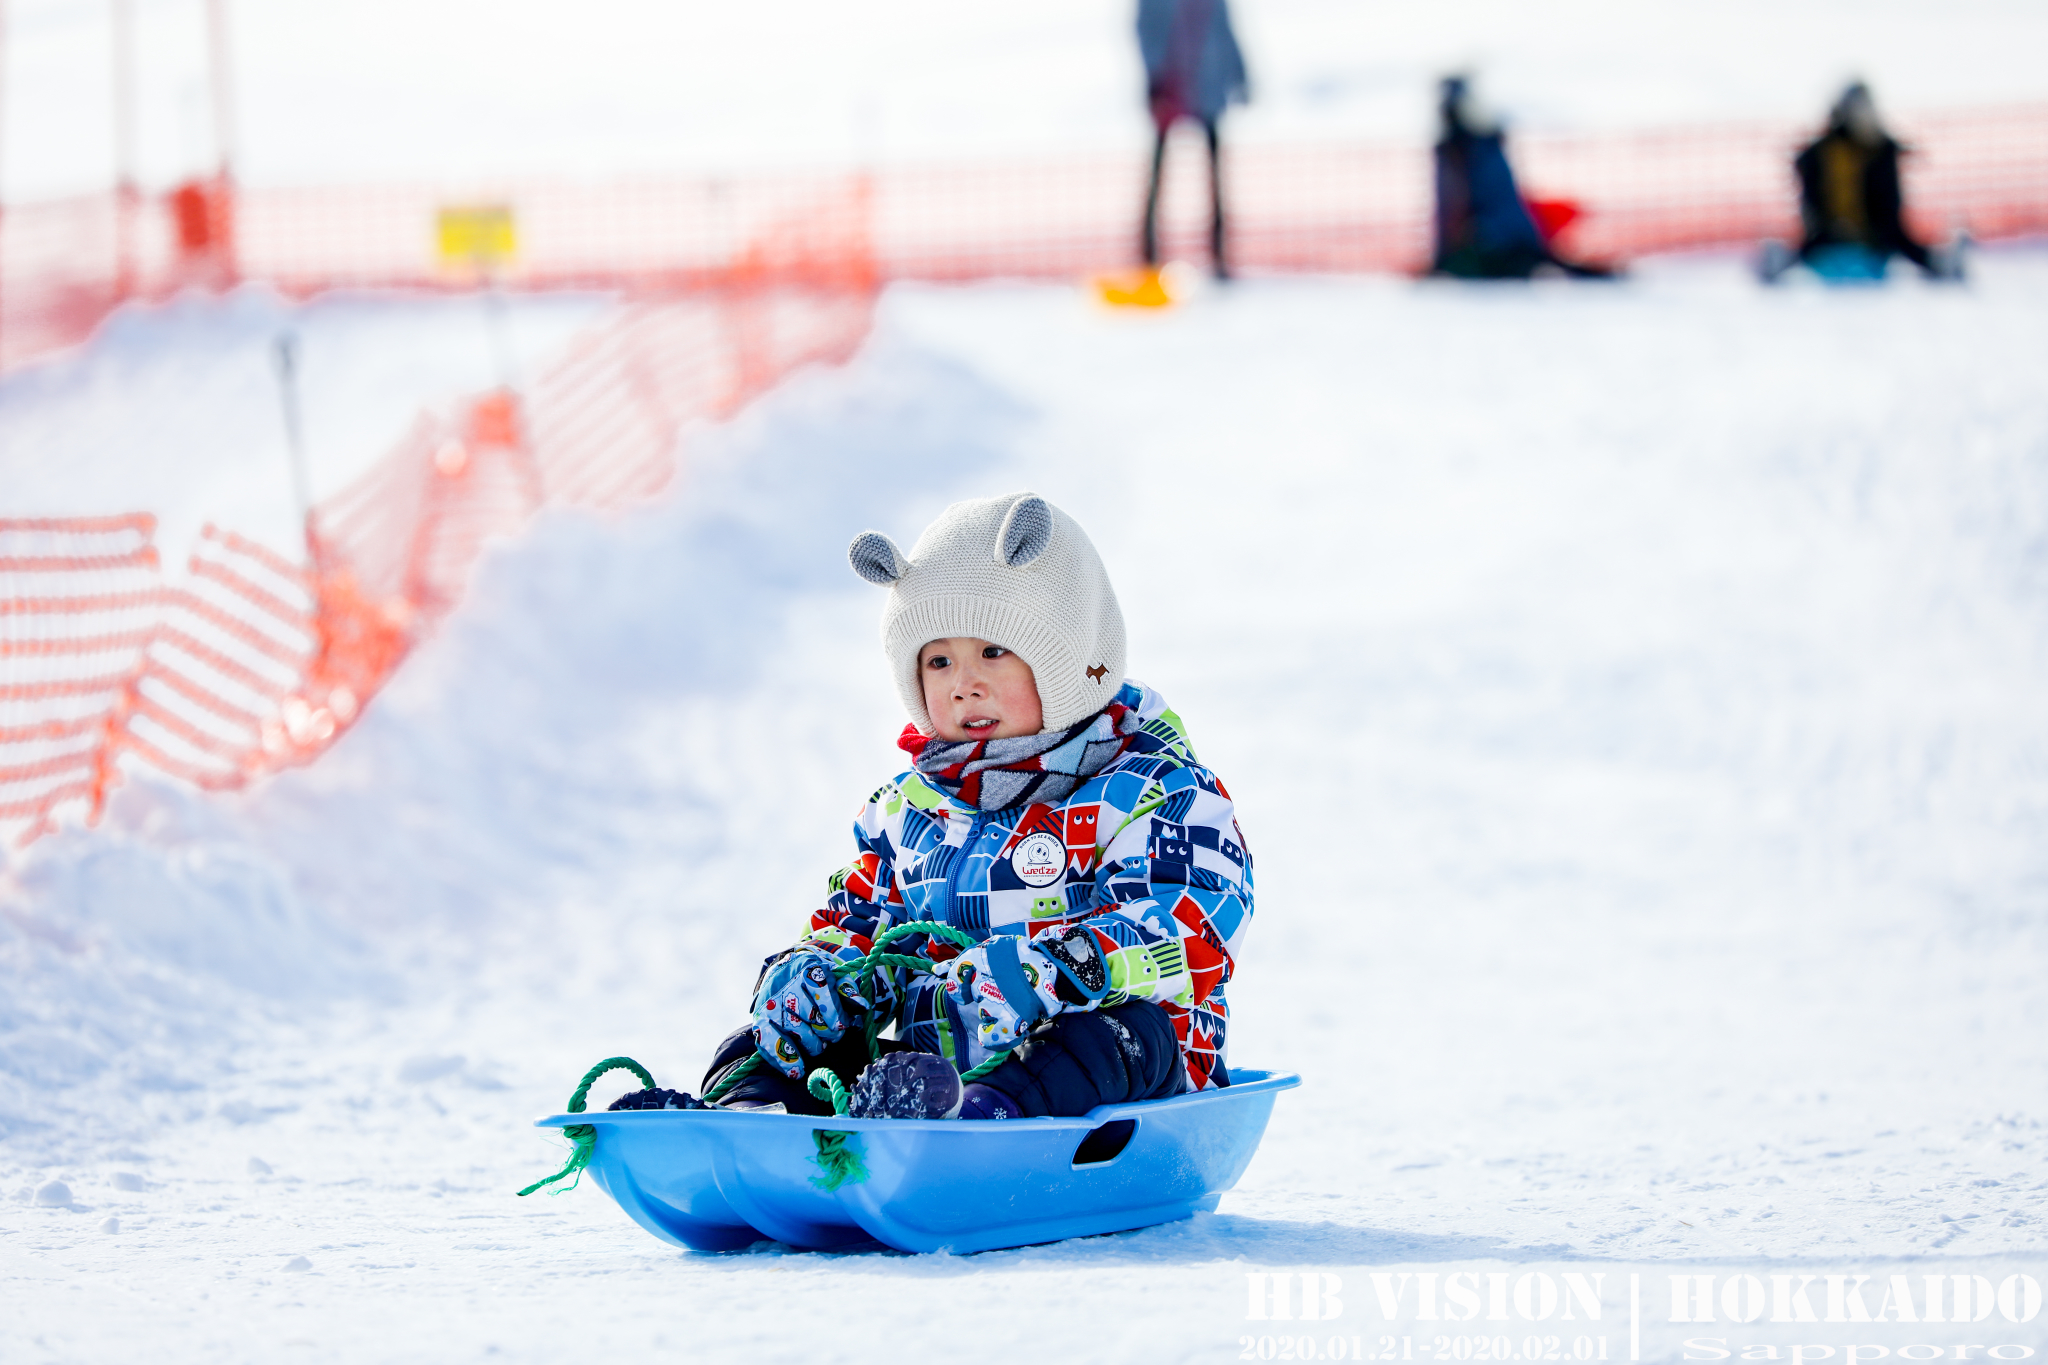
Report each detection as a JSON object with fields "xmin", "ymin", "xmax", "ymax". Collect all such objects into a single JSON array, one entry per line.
[
  {"xmin": 1136, "ymin": 0, "xmax": 1174, "ymax": 83},
  {"xmin": 1795, "ymin": 139, "xmax": 1826, "ymax": 242},
  {"xmin": 1867, "ymin": 142, "xmax": 1922, "ymax": 255},
  {"xmin": 1043, "ymin": 759, "xmax": 1252, "ymax": 1014},
  {"xmin": 1210, "ymin": 0, "xmax": 1249, "ymax": 106},
  {"xmin": 803, "ymin": 782, "xmax": 911, "ymax": 957}
]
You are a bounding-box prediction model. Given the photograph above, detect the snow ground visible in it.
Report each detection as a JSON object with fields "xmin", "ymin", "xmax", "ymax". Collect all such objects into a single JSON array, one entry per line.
[{"xmin": 4, "ymin": 250, "xmax": 2047, "ymax": 1361}]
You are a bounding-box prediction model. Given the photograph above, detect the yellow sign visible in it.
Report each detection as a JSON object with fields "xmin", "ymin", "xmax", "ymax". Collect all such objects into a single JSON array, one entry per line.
[{"xmin": 436, "ymin": 204, "xmax": 517, "ymax": 267}]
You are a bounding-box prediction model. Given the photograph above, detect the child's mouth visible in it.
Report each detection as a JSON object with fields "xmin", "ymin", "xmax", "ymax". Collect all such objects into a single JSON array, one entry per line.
[{"xmin": 962, "ymin": 718, "xmax": 999, "ymax": 733}]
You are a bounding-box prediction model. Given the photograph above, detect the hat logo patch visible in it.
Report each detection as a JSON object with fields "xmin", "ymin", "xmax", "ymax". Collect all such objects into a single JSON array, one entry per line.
[
  {"xmin": 1010, "ymin": 832, "xmax": 1065, "ymax": 888},
  {"xmin": 1086, "ymin": 664, "xmax": 1108, "ymax": 682}
]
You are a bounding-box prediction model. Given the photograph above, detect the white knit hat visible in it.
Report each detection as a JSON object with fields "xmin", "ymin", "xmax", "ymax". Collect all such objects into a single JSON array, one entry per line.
[{"xmin": 848, "ymin": 492, "xmax": 1127, "ymax": 736}]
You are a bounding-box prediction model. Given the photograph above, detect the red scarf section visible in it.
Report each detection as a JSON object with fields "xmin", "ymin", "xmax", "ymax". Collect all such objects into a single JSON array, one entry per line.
[{"xmin": 892, "ymin": 700, "xmax": 1139, "ymax": 812}]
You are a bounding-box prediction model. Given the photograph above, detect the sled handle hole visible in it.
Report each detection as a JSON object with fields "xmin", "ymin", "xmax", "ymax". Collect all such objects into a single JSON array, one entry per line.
[{"xmin": 1072, "ymin": 1119, "xmax": 1137, "ymax": 1167}]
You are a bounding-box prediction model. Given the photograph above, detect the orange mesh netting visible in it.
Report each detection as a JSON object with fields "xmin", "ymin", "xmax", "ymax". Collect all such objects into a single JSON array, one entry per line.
[
  {"xmin": 1, "ymin": 109, "xmax": 2044, "ymax": 839},
  {"xmin": 1, "ymin": 517, "xmax": 162, "ymax": 833},
  {"xmin": 1, "ymin": 278, "xmax": 876, "ymax": 843},
  {"xmin": 2, "ymin": 104, "xmax": 2041, "ymax": 360}
]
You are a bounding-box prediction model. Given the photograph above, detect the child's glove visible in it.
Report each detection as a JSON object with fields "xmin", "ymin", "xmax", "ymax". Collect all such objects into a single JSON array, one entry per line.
[
  {"xmin": 751, "ymin": 949, "xmax": 856, "ymax": 1079},
  {"xmin": 937, "ymin": 926, "xmax": 1111, "ymax": 1052}
]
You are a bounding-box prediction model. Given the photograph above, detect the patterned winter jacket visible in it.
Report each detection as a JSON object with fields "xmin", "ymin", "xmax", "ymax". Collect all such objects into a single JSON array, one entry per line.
[{"xmin": 793, "ymin": 681, "xmax": 1252, "ymax": 1091}]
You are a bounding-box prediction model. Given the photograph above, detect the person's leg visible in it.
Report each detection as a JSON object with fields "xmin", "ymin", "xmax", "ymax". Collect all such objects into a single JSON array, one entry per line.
[
  {"xmin": 959, "ymin": 1001, "xmax": 1185, "ymax": 1119},
  {"xmin": 1549, "ymin": 250, "xmax": 1617, "ymax": 280},
  {"xmin": 1488, "ymin": 243, "xmax": 1548, "ymax": 279},
  {"xmin": 1141, "ymin": 122, "xmax": 1171, "ymax": 266},
  {"xmin": 1205, "ymin": 119, "xmax": 1229, "ymax": 279},
  {"xmin": 1891, "ymin": 234, "xmax": 1937, "ymax": 274},
  {"xmin": 700, "ymin": 1026, "xmax": 891, "ymax": 1115}
]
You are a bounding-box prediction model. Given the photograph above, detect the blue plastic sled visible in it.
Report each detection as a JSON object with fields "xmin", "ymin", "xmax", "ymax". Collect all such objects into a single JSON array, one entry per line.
[{"xmin": 536, "ymin": 1068, "xmax": 1299, "ymax": 1254}]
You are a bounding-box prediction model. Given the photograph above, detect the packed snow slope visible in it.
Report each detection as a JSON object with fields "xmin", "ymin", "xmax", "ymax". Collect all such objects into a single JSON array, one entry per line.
[{"xmin": 5, "ymin": 255, "xmax": 2048, "ymax": 1361}]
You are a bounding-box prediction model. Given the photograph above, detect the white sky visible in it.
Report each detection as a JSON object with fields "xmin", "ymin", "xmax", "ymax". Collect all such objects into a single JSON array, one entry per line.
[{"xmin": 3, "ymin": 0, "xmax": 2046, "ymax": 197}]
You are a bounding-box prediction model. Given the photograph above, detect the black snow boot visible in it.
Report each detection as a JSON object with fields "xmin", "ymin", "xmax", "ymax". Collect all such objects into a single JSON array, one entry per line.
[{"xmin": 847, "ymin": 1051, "xmax": 963, "ymax": 1120}]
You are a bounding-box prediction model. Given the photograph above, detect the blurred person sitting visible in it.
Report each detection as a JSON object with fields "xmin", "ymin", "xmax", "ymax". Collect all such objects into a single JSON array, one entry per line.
[
  {"xmin": 1770, "ymin": 82, "xmax": 1956, "ymax": 282},
  {"xmin": 1431, "ymin": 75, "xmax": 1612, "ymax": 281},
  {"xmin": 1138, "ymin": 0, "xmax": 1248, "ymax": 280}
]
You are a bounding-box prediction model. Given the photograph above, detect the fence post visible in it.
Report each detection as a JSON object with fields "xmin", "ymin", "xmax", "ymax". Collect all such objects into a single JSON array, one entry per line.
[
  {"xmin": 110, "ymin": 0, "xmax": 139, "ymax": 301},
  {"xmin": 272, "ymin": 333, "xmax": 316, "ymax": 562},
  {"xmin": 205, "ymin": 0, "xmax": 239, "ymax": 284}
]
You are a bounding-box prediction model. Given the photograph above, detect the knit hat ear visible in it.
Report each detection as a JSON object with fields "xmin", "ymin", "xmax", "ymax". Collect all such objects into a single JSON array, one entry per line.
[
  {"xmin": 848, "ymin": 531, "xmax": 910, "ymax": 585},
  {"xmin": 995, "ymin": 496, "xmax": 1053, "ymax": 568}
]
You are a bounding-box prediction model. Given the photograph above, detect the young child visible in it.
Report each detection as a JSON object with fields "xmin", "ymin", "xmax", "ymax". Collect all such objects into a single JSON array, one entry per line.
[{"xmin": 699, "ymin": 492, "xmax": 1253, "ymax": 1120}]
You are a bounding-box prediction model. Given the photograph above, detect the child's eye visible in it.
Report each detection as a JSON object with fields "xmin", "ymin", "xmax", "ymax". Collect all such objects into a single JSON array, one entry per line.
[
  {"xmin": 925, "ymin": 655, "xmax": 950, "ymax": 670},
  {"xmin": 982, "ymin": 646, "xmax": 1007, "ymax": 659}
]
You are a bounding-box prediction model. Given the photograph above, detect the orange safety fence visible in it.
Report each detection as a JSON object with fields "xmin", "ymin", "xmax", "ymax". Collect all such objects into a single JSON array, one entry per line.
[
  {"xmin": 3, "ymin": 104, "xmax": 2047, "ymax": 842},
  {"xmin": 4, "ymin": 103, "xmax": 2046, "ymax": 371},
  {"xmin": 0, "ymin": 280, "xmax": 875, "ymax": 845},
  {"xmin": 0, "ymin": 518, "xmax": 306, "ymax": 828}
]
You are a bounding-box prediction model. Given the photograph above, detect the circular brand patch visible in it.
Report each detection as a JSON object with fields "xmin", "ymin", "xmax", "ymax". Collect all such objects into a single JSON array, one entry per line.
[{"xmin": 1010, "ymin": 831, "xmax": 1065, "ymax": 888}]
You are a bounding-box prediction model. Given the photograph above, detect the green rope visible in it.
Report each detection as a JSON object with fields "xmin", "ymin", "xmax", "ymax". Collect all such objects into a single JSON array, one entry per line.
[
  {"xmin": 809, "ymin": 1131, "xmax": 868, "ymax": 1191},
  {"xmin": 829, "ymin": 922, "xmax": 1019, "ymax": 1088},
  {"xmin": 873, "ymin": 921, "xmax": 978, "ymax": 951},
  {"xmin": 516, "ymin": 1056, "xmax": 656, "ymax": 1197},
  {"xmin": 701, "ymin": 1053, "xmax": 759, "ymax": 1104},
  {"xmin": 521, "ymin": 922, "xmax": 1025, "ymax": 1196},
  {"xmin": 698, "ymin": 927, "xmax": 1006, "ymax": 1116},
  {"xmin": 862, "ymin": 951, "xmax": 946, "ymax": 975},
  {"xmin": 825, "ymin": 923, "xmax": 976, "ymax": 1015},
  {"xmin": 806, "ymin": 1067, "xmax": 851, "ymax": 1115}
]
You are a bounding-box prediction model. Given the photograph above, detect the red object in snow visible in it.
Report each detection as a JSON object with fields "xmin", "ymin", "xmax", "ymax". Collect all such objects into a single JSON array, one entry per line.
[
  {"xmin": 1524, "ymin": 197, "xmax": 1583, "ymax": 244},
  {"xmin": 169, "ymin": 178, "xmax": 235, "ymax": 256}
]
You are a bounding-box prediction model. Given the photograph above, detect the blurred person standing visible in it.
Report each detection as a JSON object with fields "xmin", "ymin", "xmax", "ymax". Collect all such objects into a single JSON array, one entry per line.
[
  {"xmin": 1138, "ymin": 0, "xmax": 1248, "ymax": 280},
  {"xmin": 1432, "ymin": 75, "xmax": 1611, "ymax": 280},
  {"xmin": 1771, "ymin": 82, "xmax": 1955, "ymax": 281}
]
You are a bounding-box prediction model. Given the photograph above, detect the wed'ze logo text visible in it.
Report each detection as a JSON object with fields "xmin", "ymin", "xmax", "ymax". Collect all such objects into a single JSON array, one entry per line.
[{"xmin": 1010, "ymin": 831, "xmax": 1065, "ymax": 887}]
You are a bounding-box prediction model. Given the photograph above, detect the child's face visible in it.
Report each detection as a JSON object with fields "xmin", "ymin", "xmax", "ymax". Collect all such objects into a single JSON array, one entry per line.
[{"xmin": 918, "ymin": 637, "xmax": 1044, "ymax": 741}]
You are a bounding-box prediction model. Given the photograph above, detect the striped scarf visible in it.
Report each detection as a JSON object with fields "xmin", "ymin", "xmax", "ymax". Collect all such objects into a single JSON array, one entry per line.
[{"xmin": 898, "ymin": 701, "xmax": 1140, "ymax": 812}]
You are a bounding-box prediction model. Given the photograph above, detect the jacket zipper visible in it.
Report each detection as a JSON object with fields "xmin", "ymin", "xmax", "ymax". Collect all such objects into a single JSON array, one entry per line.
[{"xmin": 943, "ymin": 811, "xmax": 989, "ymax": 935}]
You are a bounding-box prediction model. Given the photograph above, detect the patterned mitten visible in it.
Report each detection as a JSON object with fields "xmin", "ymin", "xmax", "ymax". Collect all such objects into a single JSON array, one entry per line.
[
  {"xmin": 1029, "ymin": 923, "xmax": 1112, "ymax": 1005},
  {"xmin": 751, "ymin": 949, "xmax": 855, "ymax": 1078},
  {"xmin": 937, "ymin": 935, "xmax": 1067, "ymax": 1051}
]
